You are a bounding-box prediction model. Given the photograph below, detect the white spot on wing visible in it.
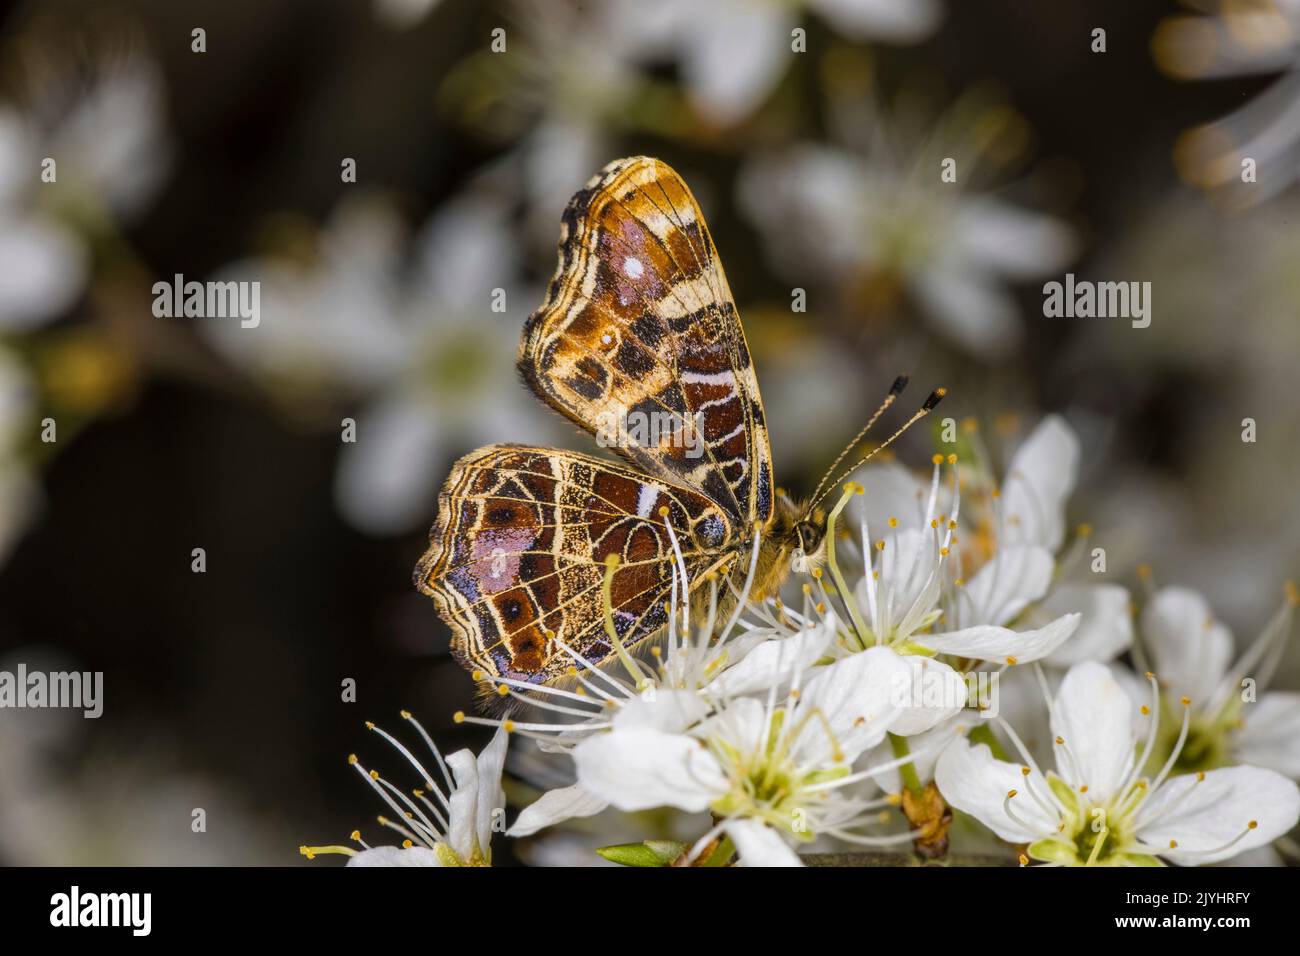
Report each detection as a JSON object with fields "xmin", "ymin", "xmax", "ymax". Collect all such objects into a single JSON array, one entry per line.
[
  {"xmin": 636, "ymin": 484, "xmax": 660, "ymax": 519},
  {"xmin": 623, "ymin": 256, "xmax": 644, "ymax": 279}
]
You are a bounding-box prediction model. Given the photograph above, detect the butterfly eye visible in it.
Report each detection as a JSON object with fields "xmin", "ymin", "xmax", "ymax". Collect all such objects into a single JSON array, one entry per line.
[{"xmin": 695, "ymin": 514, "xmax": 726, "ymax": 549}]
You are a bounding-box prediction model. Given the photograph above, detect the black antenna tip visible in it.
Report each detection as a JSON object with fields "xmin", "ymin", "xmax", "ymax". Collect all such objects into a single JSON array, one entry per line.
[
  {"xmin": 922, "ymin": 387, "xmax": 948, "ymax": 411},
  {"xmin": 890, "ymin": 374, "xmax": 909, "ymax": 396}
]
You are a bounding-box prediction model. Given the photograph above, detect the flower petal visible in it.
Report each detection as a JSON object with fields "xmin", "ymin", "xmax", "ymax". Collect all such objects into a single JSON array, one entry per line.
[
  {"xmin": 813, "ymin": 0, "xmax": 942, "ymax": 42},
  {"xmin": 1041, "ymin": 584, "xmax": 1133, "ymax": 666},
  {"xmin": 1141, "ymin": 587, "xmax": 1233, "ymax": 706},
  {"xmin": 1001, "ymin": 415, "xmax": 1080, "ymax": 552},
  {"xmin": 614, "ymin": 688, "xmax": 711, "ymax": 733},
  {"xmin": 508, "ymin": 784, "xmax": 609, "ymax": 837},
  {"xmin": 885, "ymin": 655, "xmax": 965, "ymax": 736},
  {"xmin": 1236, "ymin": 692, "xmax": 1300, "ymax": 778},
  {"xmin": 794, "ymin": 646, "xmax": 910, "ymax": 764},
  {"xmin": 934, "ymin": 736, "xmax": 1057, "ymax": 844},
  {"xmin": 916, "ymin": 613, "xmax": 1080, "ymax": 664},
  {"xmin": 573, "ymin": 728, "xmax": 726, "ymax": 813},
  {"xmin": 346, "ymin": 845, "xmax": 444, "ymax": 867},
  {"xmin": 725, "ymin": 818, "xmax": 803, "ymax": 867},
  {"xmin": 1136, "ymin": 766, "xmax": 1300, "ymax": 865},
  {"xmin": 1050, "ymin": 661, "xmax": 1136, "ymax": 802},
  {"xmin": 680, "ymin": 0, "xmax": 791, "ymax": 125},
  {"xmin": 444, "ymin": 747, "xmax": 480, "ymax": 861},
  {"xmin": 473, "ymin": 727, "xmax": 508, "ymax": 858},
  {"xmin": 959, "ymin": 544, "xmax": 1055, "ymax": 627},
  {"xmin": 709, "ymin": 617, "xmax": 835, "ymax": 698}
]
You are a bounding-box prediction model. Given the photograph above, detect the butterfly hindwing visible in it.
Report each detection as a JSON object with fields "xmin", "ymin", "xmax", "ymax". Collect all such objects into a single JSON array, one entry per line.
[
  {"xmin": 415, "ymin": 444, "xmax": 737, "ymax": 687},
  {"xmin": 518, "ymin": 156, "xmax": 774, "ymax": 528}
]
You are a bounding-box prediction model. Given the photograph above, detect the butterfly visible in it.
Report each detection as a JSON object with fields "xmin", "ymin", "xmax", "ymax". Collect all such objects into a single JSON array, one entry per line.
[{"xmin": 414, "ymin": 156, "xmax": 943, "ymax": 701}]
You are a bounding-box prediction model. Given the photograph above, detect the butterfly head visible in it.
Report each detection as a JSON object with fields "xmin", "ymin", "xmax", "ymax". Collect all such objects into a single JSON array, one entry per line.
[{"xmin": 765, "ymin": 489, "xmax": 828, "ymax": 580}]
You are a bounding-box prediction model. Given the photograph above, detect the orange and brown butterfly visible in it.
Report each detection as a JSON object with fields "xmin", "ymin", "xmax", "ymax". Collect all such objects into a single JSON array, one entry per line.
[{"xmin": 414, "ymin": 156, "xmax": 944, "ymax": 704}]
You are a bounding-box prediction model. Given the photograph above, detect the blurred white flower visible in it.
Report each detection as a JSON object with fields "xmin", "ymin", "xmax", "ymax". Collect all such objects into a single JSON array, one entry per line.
[
  {"xmin": 608, "ymin": 0, "xmax": 943, "ymax": 126},
  {"xmin": 1124, "ymin": 584, "xmax": 1300, "ymax": 779},
  {"xmin": 738, "ymin": 134, "xmax": 1075, "ymax": 358},
  {"xmin": 302, "ymin": 717, "xmax": 507, "ymax": 867},
  {"xmin": 0, "ymin": 50, "xmax": 169, "ymax": 330},
  {"xmin": 206, "ymin": 191, "xmax": 553, "ymax": 534},
  {"xmin": 936, "ymin": 661, "xmax": 1300, "ymax": 865},
  {"xmin": 1155, "ymin": 0, "xmax": 1300, "ymax": 206}
]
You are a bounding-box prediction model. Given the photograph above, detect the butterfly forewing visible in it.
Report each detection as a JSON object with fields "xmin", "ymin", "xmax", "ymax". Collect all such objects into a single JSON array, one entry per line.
[
  {"xmin": 415, "ymin": 444, "xmax": 736, "ymax": 686},
  {"xmin": 519, "ymin": 156, "xmax": 774, "ymax": 527}
]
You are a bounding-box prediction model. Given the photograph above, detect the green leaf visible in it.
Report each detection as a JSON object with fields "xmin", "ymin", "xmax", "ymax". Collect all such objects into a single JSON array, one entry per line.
[{"xmin": 595, "ymin": 840, "xmax": 687, "ymax": 867}]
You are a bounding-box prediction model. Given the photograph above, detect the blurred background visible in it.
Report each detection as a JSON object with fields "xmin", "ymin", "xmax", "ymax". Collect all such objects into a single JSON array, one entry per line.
[{"xmin": 0, "ymin": 0, "xmax": 1297, "ymax": 864}]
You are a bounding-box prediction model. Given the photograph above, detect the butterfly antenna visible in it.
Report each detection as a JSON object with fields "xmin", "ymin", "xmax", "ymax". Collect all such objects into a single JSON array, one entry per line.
[
  {"xmin": 809, "ymin": 386, "xmax": 948, "ymax": 511},
  {"xmin": 808, "ymin": 374, "xmax": 910, "ymax": 507}
]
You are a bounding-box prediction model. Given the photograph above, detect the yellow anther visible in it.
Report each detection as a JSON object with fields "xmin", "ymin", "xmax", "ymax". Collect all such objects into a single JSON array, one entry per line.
[
  {"xmin": 365, "ymin": 721, "xmax": 375, "ymax": 730},
  {"xmin": 402, "ymin": 839, "xmax": 413, "ymax": 849},
  {"xmin": 1180, "ymin": 696, "xmax": 1191, "ymax": 707},
  {"xmin": 1169, "ymin": 840, "xmax": 1178, "ymax": 849},
  {"xmin": 347, "ymin": 754, "xmax": 358, "ymax": 765},
  {"xmin": 954, "ymin": 578, "xmax": 964, "ymax": 586},
  {"xmin": 931, "ymin": 454, "xmax": 944, "ymax": 465},
  {"xmin": 471, "ymin": 669, "xmax": 484, "ymax": 681},
  {"xmin": 1021, "ymin": 766, "xmax": 1030, "ymax": 776},
  {"xmin": 888, "ymin": 517, "xmax": 899, "ymax": 528},
  {"xmin": 369, "ymin": 770, "xmax": 379, "ymax": 780},
  {"xmin": 1140, "ymin": 705, "xmax": 1150, "ymax": 716},
  {"xmin": 503, "ymin": 719, "xmax": 516, "ymax": 732},
  {"xmin": 930, "ymin": 519, "xmax": 939, "ymax": 529},
  {"xmin": 657, "ymin": 505, "xmax": 669, "ymax": 517},
  {"xmin": 453, "ymin": 711, "xmax": 465, "ymax": 723},
  {"xmin": 1077, "ymin": 523, "xmax": 1093, "ymax": 537},
  {"xmin": 497, "ymin": 683, "xmax": 510, "ymax": 696},
  {"xmin": 946, "ymin": 454, "xmax": 957, "ymax": 465},
  {"xmin": 815, "ymin": 602, "xmax": 826, "ymax": 614},
  {"xmin": 886, "ymin": 792, "xmax": 903, "ymax": 806},
  {"xmin": 1080, "ymin": 785, "xmax": 1089, "ymax": 794},
  {"xmin": 875, "ymin": 540, "xmax": 885, "ymax": 551},
  {"xmin": 1055, "ymin": 736, "xmax": 1065, "ymax": 745},
  {"xmin": 1137, "ymin": 563, "xmax": 1152, "ymax": 579},
  {"xmin": 350, "ymin": 830, "xmax": 361, "ymax": 842},
  {"xmin": 1018, "ymin": 854, "xmax": 1029, "ymax": 867},
  {"xmin": 939, "ymin": 547, "xmax": 950, "ymax": 556},
  {"xmin": 1197, "ymin": 771, "xmax": 1206, "ymax": 781},
  {"xmin": 962, "ymin": 417, "xmax": 979, "ymax": 433},
  {"xmin": 1006, "ymin": 656, "xmax": 1018, "ymax": 665},
  {"xmin": 1248, "ymin": 820, "xmax": 1258, "ymax": 829},
  {"xmin": 811, "ymin": 567, "xmax": 823, "ymax": 579},
  {"xmin": 650, "ymin": 646, "xmax": 661, "ymax": 657},
  {"xmin": 1007, "ymin": 789, "xmax": 1018, "ymax": 798},
  {"xmin": 400, "ymin": 709, "xmax": 412, "ymax": 719}
]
